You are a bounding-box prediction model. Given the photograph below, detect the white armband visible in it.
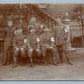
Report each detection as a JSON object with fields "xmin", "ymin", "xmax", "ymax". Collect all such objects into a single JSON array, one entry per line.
[
  {"xmin": 37, "ymin": 38, "xmax": 40, "ymax": 42},
  {"xmin": 14, "ymin": 31, "xmax": 18, "ymax": 35},
  {"xmin": 51, "ymin": 37, "xmax": 55, "ymax": 42},
  {"xmin": 65, "ymin": 28, "xmax": 69, "ymax": 32},
  {"xmin": 65, "ymin": 25, "xmax": 70, "ymax": 32},
  {"xmin": 24, "ymin": 39, "xmax": 27, "ymax": 43}
]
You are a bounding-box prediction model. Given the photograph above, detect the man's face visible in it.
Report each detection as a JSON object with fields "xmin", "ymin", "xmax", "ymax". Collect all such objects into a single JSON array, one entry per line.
[
  {"xmin": 30, "ymin": 29, "xmax": 35, "ymax": 33},
  {"xmin": 44, "ymin": 28, "xmax": 49, "ymax": 32}
]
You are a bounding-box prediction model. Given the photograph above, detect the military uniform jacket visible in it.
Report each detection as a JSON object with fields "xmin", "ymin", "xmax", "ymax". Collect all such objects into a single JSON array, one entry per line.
[
  {"xmin": 40, "ymin": 31, "xmax": 55, "ymax": 48},
  {"xmin": 63, "ymin": 25, "xmax": 71, "ymax": 44},
  {"xmin": 28, "ymin": 33, "xmax": 40, "ymax": 49},
  {"xmin": 4, "ymin": 27, "xmax": 14, "ymax": 47},
  {"xmin": 55, "ymin": 24, "xmax": 66, "ymax": 46},
  {"xmin": 13, "ymin": 33, "xmax": 26, "ymax": 49},
  {"xmin": 35, "ymin": 27, "xmax": 43, "ymax": 35}
]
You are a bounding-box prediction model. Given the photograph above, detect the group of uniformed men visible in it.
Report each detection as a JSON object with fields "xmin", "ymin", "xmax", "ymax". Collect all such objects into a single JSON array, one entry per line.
[{"xmin": 2, "ymin": 18, "xmax": 73, "ymax": 68}]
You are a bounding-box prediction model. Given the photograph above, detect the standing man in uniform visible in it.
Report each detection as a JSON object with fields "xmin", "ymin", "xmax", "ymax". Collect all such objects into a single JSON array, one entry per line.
[
  {"xmin": 62, "ymin": 23, "xmax": 73, "ymax": 65},
  {"xmin": 2, "ymin": 19, "xmax": 14, "ymax": 65},
  {"xmin": 39, "ymin": 26, "xmax": 58, "ymax": 66},
  {"xmin": 26, "ymin": 26, "xmax": 41, "ymax": 67},
  {"xmin": 55, "ymin": 18, "xmax": 72, "ymax": 65},
  {"xmin": 35, "ymin": 25, "xmax": 44, "ymax": 36},
  {"xmin": 12, "ymin": 27, "xmax": 27, "ymax": 68}
]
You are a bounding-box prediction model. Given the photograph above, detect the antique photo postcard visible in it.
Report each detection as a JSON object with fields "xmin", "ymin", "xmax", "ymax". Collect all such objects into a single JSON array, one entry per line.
[{"xmin": 0, "ymin": 1, "xmax": 84, "ymax": 80}]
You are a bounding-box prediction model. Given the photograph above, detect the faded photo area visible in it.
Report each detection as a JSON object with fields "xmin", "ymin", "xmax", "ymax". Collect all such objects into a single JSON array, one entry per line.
[{"xmin": 0, "ymin": 4, "xmax": 84, "ymax": 80}]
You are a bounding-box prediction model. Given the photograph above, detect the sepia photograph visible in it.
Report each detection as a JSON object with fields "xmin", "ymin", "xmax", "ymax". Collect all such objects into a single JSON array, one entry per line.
[{"xmin": 0, "ymin": 3, "xmax": 84, "ymax": 80}]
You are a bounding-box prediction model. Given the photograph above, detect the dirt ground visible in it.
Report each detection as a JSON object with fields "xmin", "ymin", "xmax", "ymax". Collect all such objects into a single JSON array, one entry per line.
[{"xmin": 0, "ymin": 48, "xmax": 84, "ymax": 80}]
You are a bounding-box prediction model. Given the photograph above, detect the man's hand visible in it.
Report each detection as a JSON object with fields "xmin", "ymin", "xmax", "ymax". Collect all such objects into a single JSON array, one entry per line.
[
  {"xmin": 29, "ymin": 48, "xmax": 33, "ymax": 52},
  {"xmin": 49, "ymin": 46, "xmax": 53, "ymax": 49},
  {"xmin": 16, "ymin": 47, "xmax": 19, "ymax": 51},
  {"xmin": 36, "ymin": 49, "xmax": 40, "ymax": 52},
  {"xmin": 36, "ymin": 49, "xmax": 41, "ymax": 56},
  {"xmin": 21, "ymin": 48, "xmax": 24, "ymax": 51}
]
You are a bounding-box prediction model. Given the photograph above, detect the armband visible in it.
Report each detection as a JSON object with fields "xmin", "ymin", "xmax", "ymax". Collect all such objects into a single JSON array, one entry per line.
[
  {"xmin": 51, "ymin": 37, "xmax": 55, "ymax": 42},
  {"xmin": 37, "ymin": 38, "xmax": 40, "ymax": 42},
  {"xmin": 24, "ymin": 39, "xmax": 27, "ymax": 43}
]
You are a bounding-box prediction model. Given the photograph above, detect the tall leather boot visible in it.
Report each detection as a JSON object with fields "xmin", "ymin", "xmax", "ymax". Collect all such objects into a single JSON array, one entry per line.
[
  {"xmin": 53, "ymin": 56, "xmax": 58, "ymax": 66},
  {"xmin": 2, "ymin": 52, "xmax": 8, "ymax": 65},
  {"xmin": 43, "ymin": 56, "xmax": 47, "ymax": 66},
  {"xmin": 30, "ymin": 57, "xmax": 34, "ymax": 67},
  {"xmin": 65, "ymin": 53, "xmax": 73, "ymax": 65},
  {"xmin": 12, "ymin": 56, "xmax": 17, "ymax": 68}
]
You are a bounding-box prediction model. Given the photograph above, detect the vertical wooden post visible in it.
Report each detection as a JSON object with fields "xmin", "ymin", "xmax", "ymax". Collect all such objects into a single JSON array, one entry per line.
[{"xmin": 80, "ymin": 15, "xmax": 84, "ymax": 47}]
